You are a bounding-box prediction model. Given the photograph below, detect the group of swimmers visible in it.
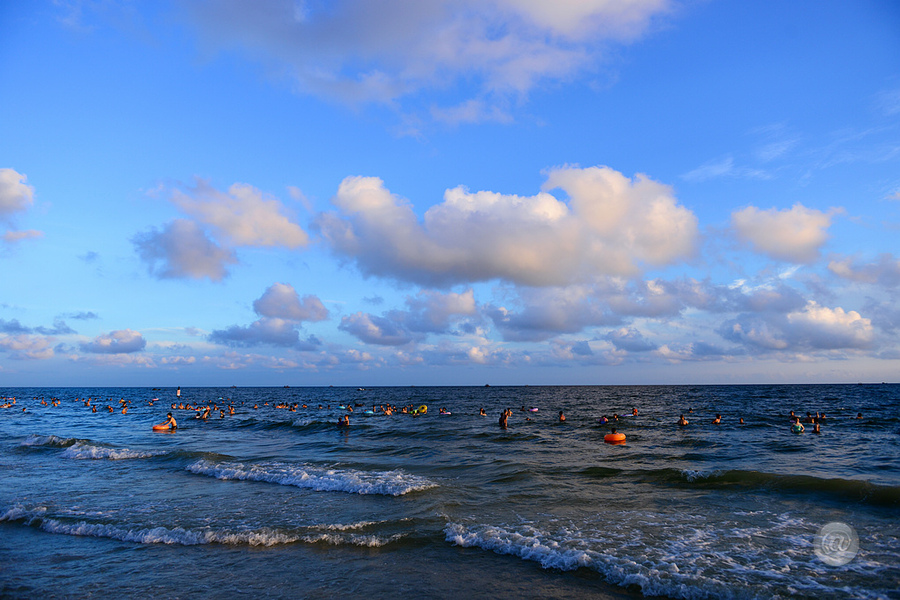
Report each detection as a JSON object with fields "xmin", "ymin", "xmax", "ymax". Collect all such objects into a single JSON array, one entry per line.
[{"xmin": 4, "ymin": 393, "xmax": 866, "ymax": 439}]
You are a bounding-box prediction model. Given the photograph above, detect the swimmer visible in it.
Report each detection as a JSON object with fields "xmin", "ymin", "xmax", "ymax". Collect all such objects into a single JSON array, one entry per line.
[
  {"xmin": 337, "ymin": 414, "xmax": 349, "ymax": 427},
  {"xmin": 857, "ymin": 412, "xmax": 863, "ymax": 419},
  {"xmin": 813, "ymin": 422, "xmax": 821, "ymax": 434},
  {"xmin": 479, "ymin": 408, "xmax": 486, "ymax": 416},
  {"xmin": 160, "ymin": 413, "xmax": 177, "ymax": 429},
  {"xmin": 598, "ymin": 415, "xmax": 608, "ymax": 425},
  {"xmin": 739, "ymin": 417, "xmax": 744, "ymax": 424},
  {"xmin": 499, "ymin": 409, "xmax": 509, "ymax": 428},
  {"xmin": 678, "ymin": 414, "xmax": 689, "ymax": 426},
  {"xmin": 712, "ymin": 414, "xmax": 721, "ymax": 424},
  {"xmin": 632, "ymin": 407, "xmax": 638, "ymax": 417},
  {"xmin": 559, "ymin": 411, "xmax": 566, "ymax": 422}
]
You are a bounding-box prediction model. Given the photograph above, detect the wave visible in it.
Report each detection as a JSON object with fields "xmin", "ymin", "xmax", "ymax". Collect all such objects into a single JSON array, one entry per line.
[
  {"xmin": 444, "ymin": 517, "xmax": 896, "ymax": 600},
  {"xmin": 20, "ymin": 434, "xmax": 80, "ymax": 448},
  {"xmin": 444, "ymin": 521, "xmax": 745, "ymax": 599},
  {"xmin": 61, "ymin": 441, "xmax": 168, "ymax": 460},
  {"xmin": 0, "ymin": 505, "xmax": 405, "ymax": 548},
  {"xmin": 186, "ymin": 459, "xmax": 437, "ymax": 496},
  {"xmin": 656, "ymin": 468, "xmax": 900, "ymax": 507},
  {"xmin": 20, "ymin": 435, "xmax": 167, "ymax": 460}
]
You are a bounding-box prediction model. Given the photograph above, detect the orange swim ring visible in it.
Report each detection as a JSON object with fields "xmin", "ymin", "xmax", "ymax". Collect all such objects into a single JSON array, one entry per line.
[{"xmin": 604, "ymin": 432, "xmax": 626, "ymax": 444}]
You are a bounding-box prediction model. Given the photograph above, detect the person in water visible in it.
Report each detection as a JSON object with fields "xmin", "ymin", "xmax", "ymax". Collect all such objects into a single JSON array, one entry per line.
[
  {"xmin": 499, "ymin": 409, "xmax": 509, "ymax": 428},
  {"xmin": 712, "ymin": 414, "xmax": 721, "ymax": 424},
  {"xmin": 678, "ymin": 414, "xmax": 689, "ymax": 426},
  {"xmin": 162, "ymin": 413, "xmax": 177, "ymax": 429},
  {"xmin": 479, "ymin": 408, "xmax": 486, "ymax": 416},
  {"xmin": 558, "ymin": 411, "xmax": 566, "ymax": 422}
]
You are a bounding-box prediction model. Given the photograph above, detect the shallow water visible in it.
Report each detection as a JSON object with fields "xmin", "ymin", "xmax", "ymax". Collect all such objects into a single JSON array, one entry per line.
[{"xmin": 1, "ymin": 385, "xmax": 898, "ymax": 599}]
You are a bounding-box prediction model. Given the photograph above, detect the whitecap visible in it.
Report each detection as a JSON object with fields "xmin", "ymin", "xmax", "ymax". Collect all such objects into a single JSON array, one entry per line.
[
  {"xmin": 60, "ymin": 441, "xmax": 167, "ymax": 460},
  {"xmin": 1, "ymin": 505, "xmax": 404, "ymax": 548},
  {"xmin": 186, "ymin": 459, "xmax": 437, "ymax": 496}
]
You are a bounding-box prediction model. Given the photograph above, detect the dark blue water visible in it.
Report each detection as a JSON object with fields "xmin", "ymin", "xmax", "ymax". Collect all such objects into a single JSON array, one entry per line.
[{"xmin": 1, "ymin": 385, "xmax": 898, "ymax": 599}]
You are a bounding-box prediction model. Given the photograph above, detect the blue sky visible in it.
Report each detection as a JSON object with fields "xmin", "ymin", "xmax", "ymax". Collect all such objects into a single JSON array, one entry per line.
[{"xmin": 1, "ymin": 0, "xmax": 899, "ymax": 386}]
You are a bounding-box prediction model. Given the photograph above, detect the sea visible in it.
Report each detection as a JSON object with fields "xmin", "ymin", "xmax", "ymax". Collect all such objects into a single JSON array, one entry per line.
[{"xmin": 1, "ymin": 384, "xmax": 898, "ymax": 599}]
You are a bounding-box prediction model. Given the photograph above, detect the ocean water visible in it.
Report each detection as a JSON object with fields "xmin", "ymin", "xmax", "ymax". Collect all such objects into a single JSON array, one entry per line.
[{"xmin": 1, "ymin": 384, "xmax": 898, "ymax": 599}]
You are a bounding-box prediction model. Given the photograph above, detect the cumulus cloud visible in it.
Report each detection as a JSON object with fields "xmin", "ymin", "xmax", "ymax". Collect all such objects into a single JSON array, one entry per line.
[
  {"xmin": 340, "ymin": 312, "xmax": 417, "ymax": 346},
  {"xmin": 828, "ymin": 254, "xmax": 900, "ymax": 287},
  {"xmin": 182, "ymin": 0, "xmax": 670, "ymax": 117},
  {"xmin": 0, "ymin": 168, "xmax": 42, "ymax": 243},
  {"xmin": 486, "ymin": 286, "xmax": 620, "ymax": 342},
  {"xmin": 317, "ymin": 166, "xmax": 697, "ymax": 287},
  {"xmin": 209, "ymin": 283, "xmax": 327, "ymax": 349},
  {"xmin": 606, "ymin": 327, "xmax": 657, "ymax": 352},
  {"xmin": 340, "ymin": 289, "xmax": 478, "ymax": 345},
  {"xmin": 0, "ymin": 168, "xmax": 35, "ymax": 219},
  {"xmin": 171, "ymin": 179, "xmax": 309, "ymax": 248},
  {"xmin": 785, "ymin": 302, "xmax": 874, "ymax": 350},
  {"xmin": 732, "ymin": 203, "xmax": 836, "ymax": 263},
  {"xmin": 209, "ymin": 317, "xmax": 322, "ymax": 349},
  {"xmin": 80, "ymin": 329, "xmax": 147, "ymax": 354},
  {"xmin": 253, "ymin": 282, "xmax": 329, "ymax": 321},
  {"xmin": 133, "ymin": 219, "xmax": 238, "ymax": 281},
  {"xmin": 719, "ymin": 301, "xmax": 873, "ymax": 352}
]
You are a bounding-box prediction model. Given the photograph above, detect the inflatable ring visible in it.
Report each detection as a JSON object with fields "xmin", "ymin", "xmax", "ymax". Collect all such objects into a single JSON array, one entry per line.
[
  {"xmin": 152, "ymin": 424, "xmax": 171, "ymax": 431},
  {"xmin": 416, "ymin": 405, "xmax": 427, "ymax": 414},
  {"xmin": 604, "ymin": 432, "xmax": 626, "ymax": 444}
]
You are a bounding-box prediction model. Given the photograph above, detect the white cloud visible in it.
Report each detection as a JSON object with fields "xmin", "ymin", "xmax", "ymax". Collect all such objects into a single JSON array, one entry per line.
[
  {"xmin": 171, "ymin": 179, "xmax": 308, "ymax": 248},
  {"xmin": 253, "ymin": 282, "xmax": 329, "ymax": 321},
  {"xmin": 0, "ymin": 168, "xmax": 35, "ymax": 218},
  {"xmin": 606, "ymin": 327, "xmax": 657, "ymax": 352},
  {"xmin": 828, "ymin": 254, "xmax": 900, "ymax": 287},
  {"xmin": 499, "ymin": 0, "xmax": 669, "ymax": 39},
  {"xmin": 339, "ymin": 289, "xmax": 478, "ymax": 346},
  {"xmin": 209, "ymin": 317, "xmax": 321, "ymax": 349},
  {"xmin": 486, "ymin": 285, "xmax": 620, "ymax": 342},
  {"xmin": 80, "ymin": 329, "xmax": 147, "ymax": 354},
  {"xmin": 0, "ymin": 335, "xmax": 55, "ymax": 360},
  {"xmin": 182, "ymin": 0, "xmax": 671, "ymax": 113},
  {"xmin": 317, "ymin": 165, "xmax": 698, "ymax": 286},
  {"xmin": 209, "ymin": 283, "xmax": 327, "ymax": 348},
  {"xmin": 732, "ymin": 203, "xmax": 836, "ymax": 263},
  {"xmin": 0, "ymin": 168, "xmax": 42, "ymax": 243},
  {"xmin": 720, "ymin": 302, "xmax": 873, "ymax": 352},
  {"xmin": 133, "ymin": 219, "xmax": 238, "ymax": 281},
  {"xmin": 340, "ymin": 312, "xmax": 417, "ymax": 346}
]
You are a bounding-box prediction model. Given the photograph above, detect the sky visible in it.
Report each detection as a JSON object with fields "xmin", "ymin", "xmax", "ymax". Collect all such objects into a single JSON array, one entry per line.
[{"xmin": 1, "ymin": 0, "xmax": 899, "ymax": 387}]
